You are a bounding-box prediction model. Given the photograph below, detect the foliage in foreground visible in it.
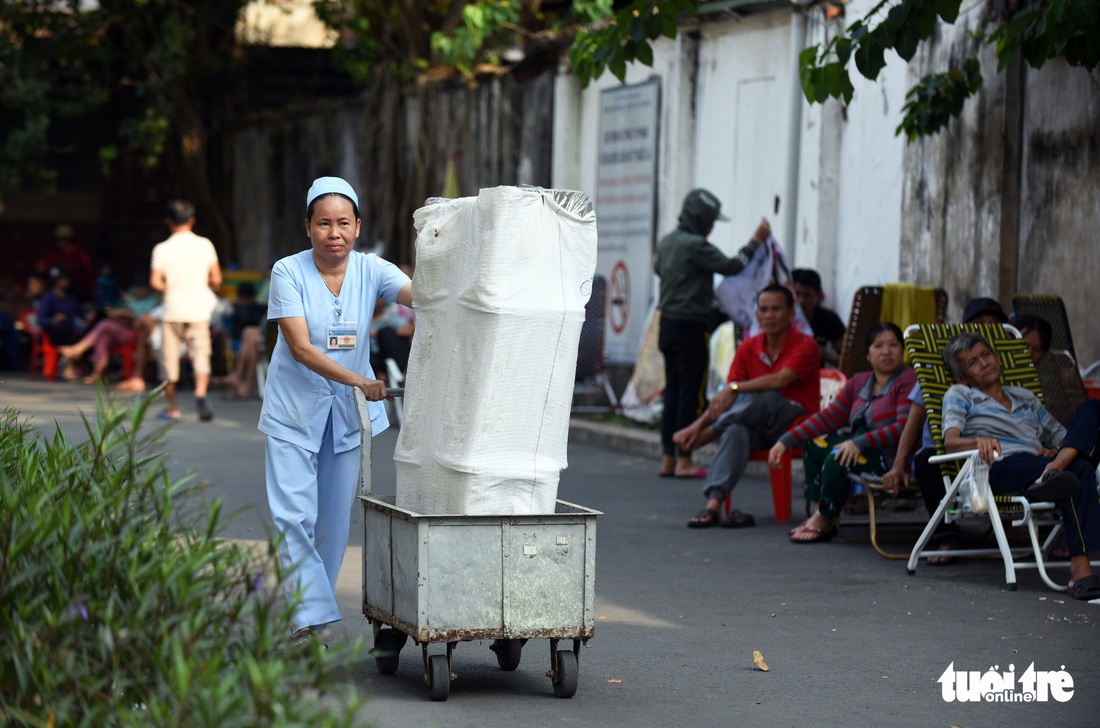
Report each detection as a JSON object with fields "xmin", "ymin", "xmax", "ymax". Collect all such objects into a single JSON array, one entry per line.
[{"xmin": 0, "ymin": 394, "xmax": 362, "ymax": 727}]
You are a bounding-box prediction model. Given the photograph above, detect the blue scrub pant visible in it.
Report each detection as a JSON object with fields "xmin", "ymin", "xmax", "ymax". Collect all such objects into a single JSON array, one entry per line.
[{"xmin": 266, "ymin": 418, "xmax": 360, "ymax": 633}]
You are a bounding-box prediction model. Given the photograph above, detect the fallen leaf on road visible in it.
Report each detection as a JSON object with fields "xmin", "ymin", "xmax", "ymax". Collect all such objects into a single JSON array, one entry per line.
[{"xmin": 753, "ymin": 650, "xmax": 769, "ymax": 672}]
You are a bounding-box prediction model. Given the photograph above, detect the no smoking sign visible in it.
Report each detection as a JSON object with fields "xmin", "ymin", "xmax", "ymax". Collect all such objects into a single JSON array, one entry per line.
[{"xmin": 609, "ymin": 261, "xmax": 629, "ymax": 335}]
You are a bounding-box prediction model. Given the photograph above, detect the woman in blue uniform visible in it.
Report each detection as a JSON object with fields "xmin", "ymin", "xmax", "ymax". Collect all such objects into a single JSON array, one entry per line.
[{"xmin": 260, "ymin": 177, "xmax": 412, "ymax": 642}]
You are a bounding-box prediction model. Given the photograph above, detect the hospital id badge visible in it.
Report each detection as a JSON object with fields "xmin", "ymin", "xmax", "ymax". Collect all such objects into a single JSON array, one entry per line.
[{"xmin": 326, "ymin": 322, "xmax": 358, "ymax": 350}]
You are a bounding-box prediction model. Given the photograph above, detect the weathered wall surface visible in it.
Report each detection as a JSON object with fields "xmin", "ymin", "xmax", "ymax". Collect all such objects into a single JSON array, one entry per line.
[
  {"xmin": 900, "ymin": 7, "xmax": 1100, "ymax": 366},
  {"xmin": 1016, "ymin": 62, "xmax": 1100, "ymax": 367},
  {"xmin": 229, "ymin": 71, "xmax": 555, "ymax": 270}
]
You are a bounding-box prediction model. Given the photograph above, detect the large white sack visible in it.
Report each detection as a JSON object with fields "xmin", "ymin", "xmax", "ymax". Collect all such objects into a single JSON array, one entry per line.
[{"xmin": 394, "ymin": 186, "xmax": 598, "ymax": 515}]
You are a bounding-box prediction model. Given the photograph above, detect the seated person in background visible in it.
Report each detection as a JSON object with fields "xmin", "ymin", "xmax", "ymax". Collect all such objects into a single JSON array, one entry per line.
[
  {"xmin": 677, "ymin": 284, "xmax": 820, "ymax": 529},
  {"xmin": 791, "ymin": 268, "xmax": 846, "ymax": 367},
  {"xmin": 769, "ymin": 323, "xmax": 917, "ymax": 543},
  {"xmin": 114, "ymin": 274, "xmax": 162, "ymax": 393},
  {"xmin": 218, "ymin": 282, "xmax": 267, "ymax": 400},
  {"xmin": 1012, "ymin": 312, "xmax": 1052, "ymax": 365},
  {"xmin": 881, "ymin": 295, "xmax": 1016, "ymax": 562},
  {"xmin": 961, "ymin": 296, "xmax": 1010, "ymax": 327},
  {"xmin": 38, "ymin": 266, "xmax": 95, "ymax": 380},
  {"xmin": 369, "ymin": 297, "xmax": 414, "ymax": 380},
  {"xmin": 56, "ymin": 305, "xmax": 140, "ymax": 384},
  {"xmin": 941, "ymin": 331, "xmax": 1100, "ymax": 600}
]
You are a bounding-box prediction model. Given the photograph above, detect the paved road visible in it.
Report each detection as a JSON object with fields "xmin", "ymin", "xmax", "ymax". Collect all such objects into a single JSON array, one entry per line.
[{"xmin": 3, "ymin": 373, "xmax": 1098, "ymax": 727}]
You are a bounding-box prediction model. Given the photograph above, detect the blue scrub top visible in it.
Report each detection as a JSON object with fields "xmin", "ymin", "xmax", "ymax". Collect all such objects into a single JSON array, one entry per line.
[{"xmin": 259, "ymin": 249, "xmax": 411, "ymax": 454}]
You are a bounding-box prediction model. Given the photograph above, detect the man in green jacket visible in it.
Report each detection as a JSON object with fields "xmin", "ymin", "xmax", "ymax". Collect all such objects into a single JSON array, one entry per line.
[{"xmin": 655, "ymin": 188, "xmax": 769, "ymax": 477}]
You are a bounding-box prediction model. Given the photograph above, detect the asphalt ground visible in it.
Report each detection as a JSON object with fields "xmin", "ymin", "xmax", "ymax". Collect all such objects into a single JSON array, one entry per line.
[{"xmin": 3, "ymin": 371, "xmax": 1099, "ymax": 727}]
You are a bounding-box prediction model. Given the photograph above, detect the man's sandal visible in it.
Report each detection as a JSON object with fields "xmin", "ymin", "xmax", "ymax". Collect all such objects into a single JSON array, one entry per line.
[
  {"xmin": 719, "ymin": 510, "xmax": 755, "ymax": 528},
  {"xmin": 687, "ymin": 508, "xmax": 720, "ymax": 528},
  {"xmin": 1066, "ymin": 575, "xmax": 1100, "ymax": 601}
]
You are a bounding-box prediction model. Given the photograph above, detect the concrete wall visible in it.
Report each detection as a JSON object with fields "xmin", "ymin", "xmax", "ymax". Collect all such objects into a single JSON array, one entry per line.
[
  {"xmin": 553, "ymin": 1, "xmax": 911, "ymax": 359},
  {"xmin": 900, "ymin": 6, "xmax": 1100, "ymax": 367},
  {"xmin": 555, "ymin": 1, "xmax": 1100, "ymax": 369}
]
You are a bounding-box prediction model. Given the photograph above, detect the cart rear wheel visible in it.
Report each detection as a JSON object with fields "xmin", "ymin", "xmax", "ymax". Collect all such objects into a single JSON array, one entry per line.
[
  {"xmin": 373, "ymin": 628, "xmax": 405, "ymax": 675},
  {"xmin": 492, "ymin": 639, "xmax": 523, "ymax": 671},
  {"xmin": 552, "ymin": 649, "xmax": 578, "ymax": 698},
  {"xmin": 428, "ymin": 654, "xmax": 450, "ymax": 701}
]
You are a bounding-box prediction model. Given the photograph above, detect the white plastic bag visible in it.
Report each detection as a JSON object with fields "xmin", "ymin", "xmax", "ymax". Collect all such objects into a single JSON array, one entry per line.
[{"xmin": 958, "ymin": 453, "xmax": 993, "ymax": 513}]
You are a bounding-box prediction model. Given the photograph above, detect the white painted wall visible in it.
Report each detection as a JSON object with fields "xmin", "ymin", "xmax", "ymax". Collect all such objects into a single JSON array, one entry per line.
[
  {"xmin": 796, "ymin": 1, "xmax": 909, "ymax": 322},
  {"xmin": 553, "ymin": 3, "xmax": 911, "ymax": 359}
]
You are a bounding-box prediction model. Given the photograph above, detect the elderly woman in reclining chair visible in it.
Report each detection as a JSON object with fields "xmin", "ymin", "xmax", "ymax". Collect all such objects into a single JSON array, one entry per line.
[{"xmin": 941, "ymin": 331, "xmax": 1100, "ymax": 600}]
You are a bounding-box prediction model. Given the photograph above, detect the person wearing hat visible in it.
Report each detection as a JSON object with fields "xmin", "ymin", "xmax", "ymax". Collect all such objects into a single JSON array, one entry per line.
[
  {"xmin": 654, "ymin": 188, "xmax": 770, "ymax": 478},
  {"xmin": 38, "ymin": 265, "xmax": 94, "ymax": 380},
  {"xmin": 43, "ymin": 224, "xmax": 95, "ymax": 305},
  {"xmin": 962, "ymin": 297, "xmax": 1009, "ymax": 325},
  {"xmin": 259, "ymin": 176, "xmax": 412, "ymax": 644}
]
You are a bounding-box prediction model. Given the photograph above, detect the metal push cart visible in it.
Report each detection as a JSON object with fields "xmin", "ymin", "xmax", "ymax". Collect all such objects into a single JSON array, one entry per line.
[{"xmin": 354, "ymin": 390, "xmax": 600, "ymax": 701}]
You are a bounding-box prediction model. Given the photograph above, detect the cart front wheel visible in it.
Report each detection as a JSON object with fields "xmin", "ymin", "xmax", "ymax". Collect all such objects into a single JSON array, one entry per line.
[
  {"xmin": 373, "ymin": 628, "xmax": 405, "ymax": 675},
  {"xmin": 552, "ymin": 650, "xmax": 578, "ymax": 698},
  {"xmin": 428, "ymin": 654, "xmax": 450, "ymax": 701},
  {"xmin": 492, "ymin": 639, "xmax": 523, "ymax": 671}
]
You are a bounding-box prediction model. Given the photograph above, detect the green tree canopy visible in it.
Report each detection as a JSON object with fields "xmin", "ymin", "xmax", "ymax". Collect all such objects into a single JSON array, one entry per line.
[
  {"xmin": 314, "ymin": 0, "xmax": 616, "ymax": 80},
  {"xmin": 0, "ymin": 0, "xmax": 244, "ymax": 200}
]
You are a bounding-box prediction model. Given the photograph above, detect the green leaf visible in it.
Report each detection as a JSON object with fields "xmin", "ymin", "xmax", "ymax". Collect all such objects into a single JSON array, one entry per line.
[
  {"xmin": 610, "ymin": 56, "xmax": 627, "ymax": 81},
  {"xmin": 635, "ymin": 40, "xmax": 654, "ymax": 66},
  {"xmin": 935, "ymin": 0, "xmax": 961, "ymax": 23},
  {"xmin": 836, "ymin": 37, "xmax": 853, "ymax": 66},
  {"xmin": 854, "ymin": 34, "xmax": 887, "ymax": 80},
  {"xmin": 895, "ymin": 24, "xmax": 920, "ymax": 61},
  {"xmin": 660, "ymin": 13, "xmax": 678, "ymax": 38}
]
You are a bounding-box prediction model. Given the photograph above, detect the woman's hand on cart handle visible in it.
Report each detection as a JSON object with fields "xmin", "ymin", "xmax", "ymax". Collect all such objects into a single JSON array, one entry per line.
[{"xmin": 356, "ymin": 378, "xmax": 390, "ymax": 401}]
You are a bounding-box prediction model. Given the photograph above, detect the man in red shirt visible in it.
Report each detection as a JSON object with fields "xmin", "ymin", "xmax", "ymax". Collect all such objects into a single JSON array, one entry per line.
[
  {"xmin": 675, "ymin": 284, "xmax": 820, "ymax": 528},
  {"xmin": 43, "ymin": 224, "xmax": 95, "ymax": 305}
]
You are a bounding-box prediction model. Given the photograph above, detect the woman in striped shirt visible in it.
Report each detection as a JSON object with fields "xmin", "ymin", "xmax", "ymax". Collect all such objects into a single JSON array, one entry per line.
[{"xmin": 769, "ymin": 322, "xmax": 917, "ymax": 543}]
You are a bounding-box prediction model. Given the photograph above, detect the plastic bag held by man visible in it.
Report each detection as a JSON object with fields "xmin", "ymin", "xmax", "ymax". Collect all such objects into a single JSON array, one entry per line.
[{"xmin": 394, "ymin": 186, "xmax": 598, "ymax": 515}]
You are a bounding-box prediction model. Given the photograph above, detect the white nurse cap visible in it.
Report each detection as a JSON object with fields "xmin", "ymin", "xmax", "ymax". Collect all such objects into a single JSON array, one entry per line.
[{"xmin": 306, "ymin": 176, "xmax": 359, "ymax": 210}]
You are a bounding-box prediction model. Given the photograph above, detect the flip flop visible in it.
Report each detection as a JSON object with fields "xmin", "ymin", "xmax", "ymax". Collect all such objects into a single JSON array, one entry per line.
[
  {"xmin": 156, "ymin": 409, "xmax": 182, "ymax": 421},
  {"xmin": 790, "ymin": 523, "xmax": 837, "ymax": 543},
  {"xmin": 675, "ymin": 467, "xmax": 708, "ymax": 479},
  {"xmin": 687, "ymin": 508, "xmax": 720, "ymax": 529},
  {"xmin": 1066, "ymin": 574, "xmax": 1100, "ymax": 601},
  {"xmin": 719, "ymin": 510, "xmax": 755, "ymax": 529},
  {"xmin": 1026, "ymin": 470, "xmax": 1080, "ymax": 502}
]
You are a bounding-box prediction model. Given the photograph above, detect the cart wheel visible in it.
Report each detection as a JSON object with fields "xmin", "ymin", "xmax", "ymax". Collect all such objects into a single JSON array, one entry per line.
[
  {"xmin": 552, "ymin": 650, "xmax": 578, "ymax": 698},
  {"xmin": 492, "ymin": 639, "xmax": 523, "ymax": 671},
  {"xmin": 428, "ymin": 654, "xmax": 450, "ymax": 701},
  {"xmin": 373, "ymin": 628, "xmax": 405, "ymax": 675}
]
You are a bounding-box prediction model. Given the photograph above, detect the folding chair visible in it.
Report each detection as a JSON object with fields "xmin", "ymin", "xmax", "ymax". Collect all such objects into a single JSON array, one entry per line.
[
  {"xmin": 838, "ymin": 285, "xmax": 948, "ymax": 380},
  {"xmin": 1035, "ymin": 350, "xmax": 1088, "ymax": 428},
  {"xmin": 1012, "ymin": 293, "xmax": 1077, "ymax": 361},
  {"xmin": 839, "ymin": 470, "xmax": 925, "ymax": 559},
  {"xmin": 903, "ymin": 323, "xmax": 1075, "ymax": 592}
]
